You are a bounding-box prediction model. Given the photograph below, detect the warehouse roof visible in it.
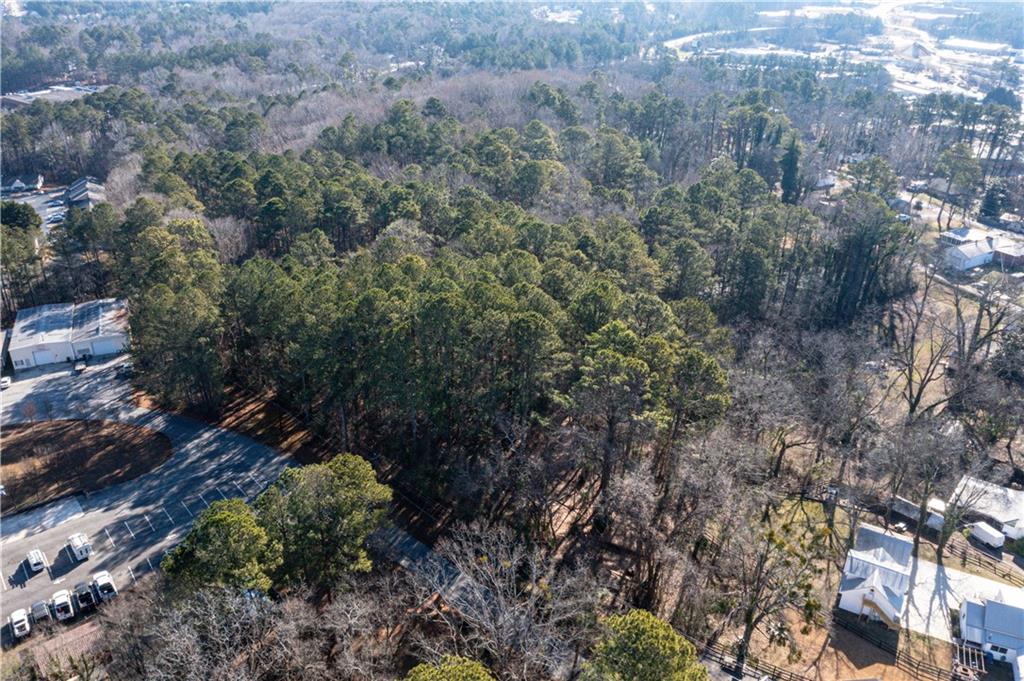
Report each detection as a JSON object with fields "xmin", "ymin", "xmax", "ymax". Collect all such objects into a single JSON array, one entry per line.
[
  {"xmin": 9, "ymin": 303, "xmax": 75, "ymax": 351},
  {"xmin": 71, "ymin": 298, "xmax": 128, "ymax": 341},
  {"xmin": 9, "ymin": 299, "xmax": 128, "ymax": 351}
]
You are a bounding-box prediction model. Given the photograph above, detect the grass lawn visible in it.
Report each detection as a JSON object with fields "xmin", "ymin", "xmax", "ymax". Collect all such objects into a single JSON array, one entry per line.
[{"xmin": 0, "ymin": 420, "xmax": 172, "ymax": 516}]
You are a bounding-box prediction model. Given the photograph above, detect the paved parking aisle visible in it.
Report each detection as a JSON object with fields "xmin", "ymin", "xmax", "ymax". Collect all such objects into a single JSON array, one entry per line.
[{"xmin": 0, "ymin": 360, "xmax": 291, "ymax": 633}]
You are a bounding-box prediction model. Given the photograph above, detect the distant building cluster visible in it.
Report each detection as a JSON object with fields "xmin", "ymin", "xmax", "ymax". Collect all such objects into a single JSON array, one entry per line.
[{"xmin": 0, "ymin": 84, "xmax": 105, "ymax": 111}]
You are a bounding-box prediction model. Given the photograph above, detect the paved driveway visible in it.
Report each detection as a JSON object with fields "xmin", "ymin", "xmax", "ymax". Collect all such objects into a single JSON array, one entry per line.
[
  {"xmin": 902, "ymin": 558, "xmax": 1024, "ymax": 642},
  {"xmin": 0, "ymin": 358, "xmax": 291, "ymax": 639}
]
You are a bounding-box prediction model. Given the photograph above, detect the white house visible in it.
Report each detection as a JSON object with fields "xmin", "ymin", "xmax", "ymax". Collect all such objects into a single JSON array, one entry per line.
[
  {"xmin": 837, "ymin": 524, "xmax": 914, "ymax": 629},
  {"xmin": 1, "ymin": 173, "xmax": 44, "ymax": 193},
  {"xmin": 960, "ymin": 595, "xmax": 1024, "ymax": 681},
  {"xmin": 945, "ymin": 238, "xmax": 1000, "ymax": 272},
  {"xmin": 953, "ymin": 476, "xmax": 1024, "ymax": 541},
  {"xmin": 7, "ymin": 299, "xmax": 128, "ymax": 372}
]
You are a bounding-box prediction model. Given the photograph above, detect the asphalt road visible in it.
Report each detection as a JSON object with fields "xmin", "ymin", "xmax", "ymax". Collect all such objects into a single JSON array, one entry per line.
[{"xmin": 0, "ymin": 357, "xmax": 291, "ymax": 642}]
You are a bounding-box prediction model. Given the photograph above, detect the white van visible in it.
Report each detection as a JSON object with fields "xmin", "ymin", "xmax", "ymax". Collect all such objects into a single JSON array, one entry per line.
[
  {"xmin": 27, "ymin": 549, "xmax": 46, "ymax": 572},
  {"xmin": 68, "ymin": 533, "xmax": 93, "ymax": 561}
]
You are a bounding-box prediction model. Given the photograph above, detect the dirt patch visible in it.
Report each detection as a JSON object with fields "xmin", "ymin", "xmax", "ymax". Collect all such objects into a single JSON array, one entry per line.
[
  {"xmin": 746, "ymin": 613, "xmax": 925, "ymax": 681},
  {"xmin": 0, "ymin": 420, "xmax": 173, "ymax": 516}
]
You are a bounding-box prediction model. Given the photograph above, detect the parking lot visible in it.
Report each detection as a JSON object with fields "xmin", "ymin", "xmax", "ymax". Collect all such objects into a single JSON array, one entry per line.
[
  {"xmin": 0, "ymin": 358, "xmax": 290, "ymax": 645},
  {"xmin": 6, "ymin": 187, "xmax": 68, "ymax": 237}
]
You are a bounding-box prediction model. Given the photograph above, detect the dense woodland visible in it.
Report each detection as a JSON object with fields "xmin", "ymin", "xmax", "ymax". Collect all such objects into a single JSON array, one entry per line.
[{"xmin": 2, "ymin": 3, "xmax": 1024, "ymax": 681}]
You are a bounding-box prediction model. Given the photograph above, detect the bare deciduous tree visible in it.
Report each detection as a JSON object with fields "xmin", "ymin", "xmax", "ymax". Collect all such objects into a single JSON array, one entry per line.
[{"xmin": 410, "ymin": 523, "xmax": 602, "ymax": 681}]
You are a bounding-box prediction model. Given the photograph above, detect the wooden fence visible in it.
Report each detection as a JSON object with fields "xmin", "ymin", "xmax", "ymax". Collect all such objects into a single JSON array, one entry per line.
[
  {"xmin": 682, "ymin": 632, "xmax": 815, "ymax": 681},
  {"xmin": 832, "ymin": 612, "xmax": 956, "ymax": 681}
]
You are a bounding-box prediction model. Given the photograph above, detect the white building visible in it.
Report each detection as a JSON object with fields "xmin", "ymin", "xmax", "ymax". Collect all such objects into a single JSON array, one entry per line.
[
  {"xmin": 939, "ymin": 226, "xmax": 989, "ymax": 246},
  {"xmin": 945, "ymin": 238, "xmax": 1000, "ymax": 272},
  {"xmin": 837, "ymin": 524, "xmax": 914, "ymax": 629},
  {"xmin": 953, "ymin": 476, "xmax": 1024, "ymax": 541},
  {"xmin": 960, "ymin": 596, "xmax": 1024, "ymax": 681},
  {"xmin": 7, "ymin": 299, "xmax": 129, "ymax": 371}
]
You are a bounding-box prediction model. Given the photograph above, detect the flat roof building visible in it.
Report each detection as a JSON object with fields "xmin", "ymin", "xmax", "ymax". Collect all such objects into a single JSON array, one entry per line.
[{"xmin": 7, "ymin": 299, "xmax": 129, "ymax": 372}]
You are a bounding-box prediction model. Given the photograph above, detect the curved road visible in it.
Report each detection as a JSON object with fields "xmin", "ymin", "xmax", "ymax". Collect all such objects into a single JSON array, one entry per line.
[{"xmin": 0, "ymin": 358, "xmax": 290, "ymax": 630}]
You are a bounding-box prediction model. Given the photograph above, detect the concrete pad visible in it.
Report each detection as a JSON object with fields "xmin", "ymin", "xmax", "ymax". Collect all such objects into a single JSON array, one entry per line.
[{"xmin": 902, "ymin": 558, "xmax": 1024, "ymax": 642}]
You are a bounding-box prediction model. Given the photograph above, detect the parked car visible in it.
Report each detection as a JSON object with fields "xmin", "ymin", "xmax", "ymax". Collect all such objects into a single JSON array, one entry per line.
[
  {"xmin": 45, "ymin": 199, "xmax": 64, "ymax": 207},
  {"xmin": 92, "ymin": 571, "xmax": 118, "ymax": 601},
  {"xmin": 9, "ymin": 609, "xmax": 30, "ymax": 638},
  {"xmin": 73, "ymin": 360, "xmax": 87, "ymax": 374},
  {"xmin": 0, "ymin": 376, "xmax": 10, "ymax": 390},
  {"xmin": 30, "ymin": 600, "xmax": 51, "ymax": 624},
  {"xmin": 27, "ymin": 548, "xmax": 46, "ymax": 572},
  {"xmin": 73, "ymin": 582, "xmax": 97, "ymax": 612},
  {"xmin": 68, "ymin": 532, "xmax": 92, "ymax": 560},
  {"xmin": 115, "ymin": 362, "xmax": 134, "ymax": 379},
  {"xmin": 51, "ymin": 590, "xmax": 74, "ymax": 622}
]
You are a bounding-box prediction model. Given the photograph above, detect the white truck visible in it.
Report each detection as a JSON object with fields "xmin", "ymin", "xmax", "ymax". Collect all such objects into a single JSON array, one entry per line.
[{"xmin": 68, "ymin": 533, "xmax": 93, "ymax": 561}]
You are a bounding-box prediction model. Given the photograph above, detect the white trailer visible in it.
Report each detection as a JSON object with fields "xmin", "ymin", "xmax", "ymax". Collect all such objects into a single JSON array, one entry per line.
[{"xmin": 971, "ymin": 521, "xmax": 1005, "ymax": 549}]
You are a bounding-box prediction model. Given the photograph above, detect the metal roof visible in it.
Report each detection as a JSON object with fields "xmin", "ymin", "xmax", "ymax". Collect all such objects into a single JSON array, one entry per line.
[
  {"xmin": 8, "ymin": 299, "xmax": 128, "ymax": 352},
  {"xmin": 71, "ymin": 298, "xmax": 128, "ymax": 342},
  {"xmin": 9, "ymin": 303, "xmax": 74, "ymax": 351},
  {"xmin": 954, "ymin": 476, "xmax": 1024, "ymax": 527}
]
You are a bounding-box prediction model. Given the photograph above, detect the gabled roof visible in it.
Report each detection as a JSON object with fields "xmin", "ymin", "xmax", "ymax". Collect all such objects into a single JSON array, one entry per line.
[
  {"xmin": 985, "ymin": 598, "xmax": 1024, "ymax": 642},
  {"xmin": 854, "ymin": 524, "xmax": 914, "ymax": 567},
  {"xmin": 840, "ymin": 524, "xmax": 914, "ymax": 614},
  {"xmin": 949, "ymin": 240, "xmax": 997, "ymax": 261},
  {"xmin": 954, "ymin": 476, "xmax": 1024, "ymax": 527}
]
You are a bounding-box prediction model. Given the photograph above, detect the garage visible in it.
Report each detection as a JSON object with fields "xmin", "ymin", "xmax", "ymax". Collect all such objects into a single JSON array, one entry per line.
[
  {"xmin": 32, "ymin": 350, "xmax": 59, "ymax": 366},
  {"xmin": 91, "ymin": 339, "xmax": 122, "ymax": 356}
]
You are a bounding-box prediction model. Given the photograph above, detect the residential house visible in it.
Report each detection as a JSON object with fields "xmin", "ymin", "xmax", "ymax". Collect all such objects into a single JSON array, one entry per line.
[
  {"xmin": 1000, "ymin": 213, "xmax": 1024, "ymax": 234},
  {"xmin": 939, "ymin": 227, "xmax": 989, "ymax": 247},
  {"xmin": 960, "ymin": 595, "xmax": 1024, "ymax": 681},
  {"xmin": 995, "ymin": 242, "xmax": 1024, "ymax": 271},
  {"xmin": 837, "ymin": 524, "xmax": 914, "ymax": 629},
  {"xmin": 945, "ymin": 238, "xmax": 1000, "ymax": 272},
  {"xmin": 953, "ymin": 476, "xmax": 1024, "ymax": 540},
  {"xmin": 1, "ymin": 173, "xmax": 44, "ymax": 193}
]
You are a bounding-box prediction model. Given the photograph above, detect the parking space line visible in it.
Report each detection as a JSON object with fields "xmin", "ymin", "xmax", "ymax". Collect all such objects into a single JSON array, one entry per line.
[
  {"xmin": 199, "ymin": 492, "xmax": 210, "ymax": 507},
  {"xmin": 123, "ymin": 521, "xmax": 136, "ymax": 539},
  {"xmin": 144, "ymin": 514, "xmax": 155, "ymax": 532},
  {"xmin": 181, "ymin": 501, "xmax": 194, "ymax": 517},
  {"xmin": 246, "ymin": 472, "xmax": 261, "ymax": 488},
  {"xmin": 162, "ymin": 507, "xmax": 174, "ymax": 524},
  {"xmin": 216, "ymin": 487, "xmax": 228, "ymax": 500},
  {"xmin": 104, "ymin": 527, "xmax": 117, "ymax": 548},
  {"xmin": 146, "ymin": 557, "xmax": 155, "ymax": 572},
  {"xmin": 128, "ymin": 567, "xmax": 136, "ymax": 583},
  {"xmin": 233, "ymin": 481, "xmax": 247, "ymax": 496}
]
